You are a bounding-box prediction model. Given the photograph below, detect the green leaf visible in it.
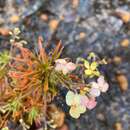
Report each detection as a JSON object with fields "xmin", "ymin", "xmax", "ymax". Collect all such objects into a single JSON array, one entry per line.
[
  {"xmin": 0, "ymin": 51, "xmax": 10, "ymax": 66},
  {"xmin": 8, "ymin": 99, "xmax": 22, "ymax": 112},
  {"xmin": 28, "ymin": 107, "xmax": 39, "ymax": 125}
]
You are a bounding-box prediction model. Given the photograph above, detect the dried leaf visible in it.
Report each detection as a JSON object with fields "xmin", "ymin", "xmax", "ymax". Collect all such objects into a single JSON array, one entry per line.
[
  {"xmin": 44, "ymin": 76, "xmax": 49, "ymax": 93},
  {"xmin": 51, "ymin": 41, "xmax": 63, "ymax": 62},
  {"xmin": 38, "ymin": 36, "xmax": 48, "ymax": 63}
]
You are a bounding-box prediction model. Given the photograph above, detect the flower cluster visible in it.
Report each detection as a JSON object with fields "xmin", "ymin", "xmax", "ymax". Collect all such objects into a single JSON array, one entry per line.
[
  {"xmin": 55, "ymin": 59, "xmax": 76, "ymax": 75},
  {"xmin": 65, "ymin": 75, "xmax": 109, "ymax": 119},
  {"xmin": 89, "ymin": 76, "xmax": 109, "ymax": 97},
  {"xmin": 55, "ymin": 53, "xmax": 109, "ymax": 119},
  {"xmin": 0, "ymin": 28, "xmax": 109, "ymax": 130},
  {"xmin": 66, "ymin": 91, "xmax": 97, "ymax": 118}
]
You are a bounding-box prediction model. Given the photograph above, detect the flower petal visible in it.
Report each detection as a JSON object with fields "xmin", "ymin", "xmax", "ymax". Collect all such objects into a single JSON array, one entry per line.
[
  {"xmin": 88, "ymin": 52, "xmax": 96, "ymax": 59},
  {"xmin": 91, "ymin": 82, "xmax": 99, "ymax": 89},
  {"xmin": 99, "ymin": 82, "xmax": 109, "ymax": 92},
  {"xmin": 62, "ymin": 67, "xmax": 70, "ymax": 75},
  {"xmin": 84, "ymin": 60, "xmax": 90, "ymax": 69},
  {"xmin": 89, "ymin": 87, "xmax": 101, "ymax": 97},
  {"xmin": 66, "ymin": 62, "xmax": 76, "ymax": 71},
  {"xmin": 90, "ymin": 62, "xmax": 98, "ymax": 70},
  {"xmin": 86, "ymin": 98, "xmax": 97, "ymax": 110},
  {"xmin": 97, "ymin": 76, "xmax": 105, "ymax": 85},
  {"xmin": 74, "ymin": 94, "xmax": 81, "ymax": 105},
  {"xmin": 55, "ymin": 64, "xmax": 64, "ymax": 71},
  {"xmin": 80, "ymin": 95, "xmax": 89, "ymax": 106},
  {"xmin": 55, "ymin": 59, "xmax": 67, "ymax": 64},
  {"xmin": 69, "ymin": 106, "xmax": 80, "ymax": 119},
  {"xmin": 85, "ymin": 69, "xmax": 92, "ymax": 76},
  {"xmin": 77, "ymin": 105, "xmax": 86, "ymax": 114},
  {"xmin": 93, "ymin": 70, "xmax": 100, "ymax": 76},
  {"xmin": 66, "ymin": 91, "xmax": 75, "ymax": 106}
]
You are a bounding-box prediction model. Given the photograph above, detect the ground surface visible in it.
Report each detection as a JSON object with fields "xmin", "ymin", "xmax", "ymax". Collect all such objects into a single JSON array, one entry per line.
[{"xmin": 0, "ymin": 0, "xmax": 130, "ymax": 130}]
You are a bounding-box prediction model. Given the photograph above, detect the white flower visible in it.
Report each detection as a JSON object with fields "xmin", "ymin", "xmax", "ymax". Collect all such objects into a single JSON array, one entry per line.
[
  {"xmin": 89, "ymin": 76, "xmax": 109, "ymax": 97},
  {"xmin": 66, "ymin": 91, "xmax": 86, "ymax": 119},
  {"xmin": 55, "ymin": 59, "xmax": 76, "ymax": 75}
]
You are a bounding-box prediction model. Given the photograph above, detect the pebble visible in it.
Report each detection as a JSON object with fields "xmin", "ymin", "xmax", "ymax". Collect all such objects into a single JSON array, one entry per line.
[
  {"xmin": 120, "ymin": 39, "xmax": 129, "ymax": 47},
  {"xmin": 72, "ymin": 0, "xmax": 79, "ymax": 8},
  {"xmin": 0, "ymin": 28, "xmax": 10, "ymax": 36},
  {"xmin": 113, "ymin": 56, "xmax": 122, "ymax": 64},
  {"xmin": 49, "ymin": 19, "xmax": 59, "ymax": 32},
  {"xmin": 116, "ymin": 74, "xmax": 128, "ymax": 92},
  {"xmin": 40, "ymin": 14, "xmax": 48, "ymax": 22},
  {"xmin": 115, "ymin": 9, "xmax": 130, "ymax": 23},
  {"xmin": 9, "ymin": 15, "xmax": 20, "ymax": 23},
  {"xmin": 114, "ymin": 122, "xmax": 123, "ymax": 130}
]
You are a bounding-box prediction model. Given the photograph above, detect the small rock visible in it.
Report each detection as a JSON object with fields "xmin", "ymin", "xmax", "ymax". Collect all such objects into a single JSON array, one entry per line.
[
  {"xmin": 49, "ymin": 19, "xmax": 59, "ymax": 32},
  {"xmin": 120, "ymin": 39, "xmax": 129, "ymax": 48},
  {"xmin": 47, "ymin": 104, "xmax": 65, "ymax": 128},
  {"xmin": 113, "ymin": 56, "xmax": 122, "ymax": 64},
  {"xmin": 79, "ymin": 32, "xmax": 86, "ymax": 39},
  {"xmin": 115, "ymin": 9, "xmax": 130, "ymax": 23},
  {"xmin": 114, "ymin": 122, "xmax": 123, "ymax": 130},
  {"xmin": 72, "ymin": 0, "xmax": 79, "ymax": 8},
  {"xmin": 9, "ymin": 15, "xmax": 20, "ymax": 23},
  {"xmin": 40, "ymin": 14, "xmax": 48, "ymax": 22},
  {"xmin": 116, "ymin": 74, "xmax": 128, "ymax": 92},
  {"xmin": 0, "ymin": 28, "xmax": 10, "ymax": 36},
  {"xmin": 97, "ymin": 113, "xmax": 105, "ymax": 121}
]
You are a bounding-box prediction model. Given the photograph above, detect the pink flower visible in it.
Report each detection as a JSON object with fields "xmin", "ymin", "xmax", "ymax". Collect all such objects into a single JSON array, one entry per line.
[
  {"xmin": 80, "ymin": 95, "xmax": 97, "ymax": 110},
  {"xmin": 55, "ymin": 59, "xmax": 76, "ymax": 75},
  {"xmin": 89, "ymin": 82, "xmax": 101, "ymax": 97},
  {"xmin": 89, "ymin": 76, "xmax": 109, "ymax": 97},
  {"xmin": 97, "ymin": 76, "xmax": 109, "ymax": 92}
]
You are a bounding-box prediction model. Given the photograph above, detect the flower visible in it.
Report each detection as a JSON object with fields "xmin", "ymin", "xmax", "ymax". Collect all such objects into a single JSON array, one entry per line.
[
  {"xmin": 88, "ymin": 52, "xmax": 97, "ymax": 60},
  {"xmin": 66, "ymin": 91, "xmax": 86, "ymax": 119},
  {"xmin": 84, "ymin": 60, "xmax": 100, "ymax": 77},
  {"xmin": 89, "ymin": 82, "xmax": 101, "ymax": 97},
  {"xmin": 80, "ymin": 96, "xmax": 97, "ymax": 110},
  {"xmin": 9, "ymin": 27, "xmax": 21, "ymax": 36},
  {"xmin": 89, "ymin": 76, "xmax": 109, "ymax": 97},
  {"xmin": 55, "ymin": 59, "xmax": 76, "ymax": 75},
  {"xmin": 2, "ymin": 127, "xmax": 9, "ymax": 130},
  {"xmin": 97, "ymin": 76, "xmax": 109, "ymax": 92}
]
